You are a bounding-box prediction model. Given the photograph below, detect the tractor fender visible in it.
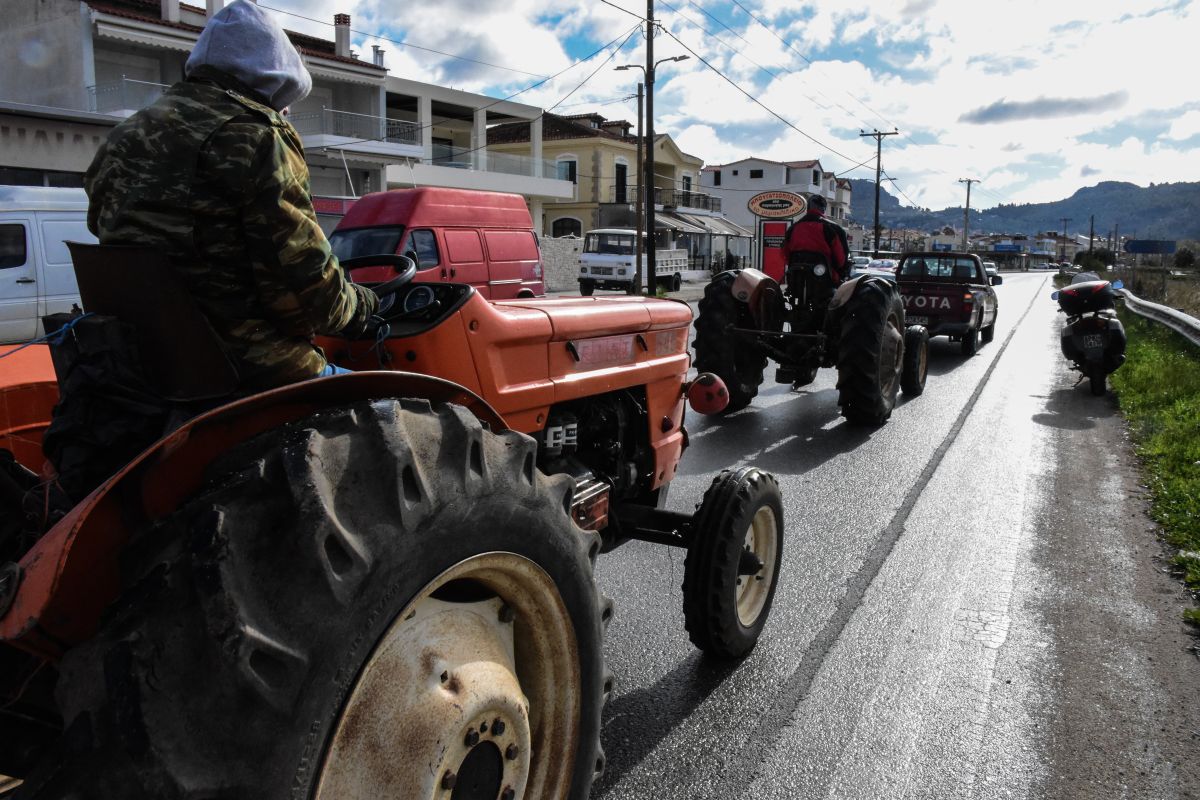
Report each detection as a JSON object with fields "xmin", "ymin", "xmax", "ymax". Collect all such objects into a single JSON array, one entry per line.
[
  {"xmin": 1, "ymin": 371, "xmax": 505, "ymax": 659},
  {"xmin": 825, "ymin": 275, "xmax": 899, "ymax": 338},
  {"xmin": 728, "ymin": 269, "xmax": 785, "ymax": 332}
]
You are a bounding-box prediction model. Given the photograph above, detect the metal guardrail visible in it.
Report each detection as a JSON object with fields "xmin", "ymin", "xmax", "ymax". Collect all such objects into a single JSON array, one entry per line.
[{"xmin": 1119, "ymin": 289, "xmax": 1200, "ymax": 347}]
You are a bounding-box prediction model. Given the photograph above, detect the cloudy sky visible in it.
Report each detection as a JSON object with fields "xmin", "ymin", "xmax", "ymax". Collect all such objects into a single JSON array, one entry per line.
[{"xmin": 266, "ymin": 0, "xmax": 1198, "ymax": 210}]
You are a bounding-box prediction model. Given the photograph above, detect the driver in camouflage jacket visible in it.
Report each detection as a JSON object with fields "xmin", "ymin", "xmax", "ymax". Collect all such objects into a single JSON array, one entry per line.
[{"xmin": 84, "ymin": 0, "xmax": 377, "ymax": 391}]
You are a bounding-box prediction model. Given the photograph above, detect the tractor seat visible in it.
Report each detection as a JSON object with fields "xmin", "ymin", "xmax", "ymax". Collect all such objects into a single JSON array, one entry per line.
[{"xmin": 66, "ymin": 242, "xmax": 238, "ymax": 401}]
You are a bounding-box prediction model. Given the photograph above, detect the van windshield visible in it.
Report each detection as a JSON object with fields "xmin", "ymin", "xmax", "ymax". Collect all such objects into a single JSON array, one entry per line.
[
  {"xmin": 584, "ymin": 233, "xmax": 635, "ymax": 255},
  {"xmin": 329, "ymin": 226, "xmax": 405, "ymax": 261}
]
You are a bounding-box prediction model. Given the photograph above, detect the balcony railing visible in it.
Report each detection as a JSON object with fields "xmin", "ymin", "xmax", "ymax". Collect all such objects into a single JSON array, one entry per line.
[
  {"xmin": 290, "ymin": 108, "xmax": 420, "ymax": 146},
  {"xmin": 87, "ymin": 78, "xmax": 168, "ymax": 115},
  {"xmin": 422, "ymin": 150, "xmax": 559, "ymax": 180},
  {"xmin": 604, "ymin": 185, "xmax": 721, "ymax": 212}
]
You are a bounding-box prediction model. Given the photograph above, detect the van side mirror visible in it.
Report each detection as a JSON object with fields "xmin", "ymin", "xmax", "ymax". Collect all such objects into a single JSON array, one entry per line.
[
  {"xmin": 990, "ymin": 275, "xmax": 1003, "ymax": 285},
  {"xmin": 404, "ymin": 249, "xmax": 420, "ymax": 267}
]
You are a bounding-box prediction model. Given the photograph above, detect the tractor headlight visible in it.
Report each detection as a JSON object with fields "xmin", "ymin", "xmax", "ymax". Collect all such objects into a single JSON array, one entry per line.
[
  {"xmin": 618, "ymin": 268, "xmax": 627, "ymax": 276},
  {"xmin": 812, "ymin": 264, "xmax": 828, "ymax": 277},
  {"xmin": 580, "ymin": 266, "xmax": 587, "ymax": 273}
]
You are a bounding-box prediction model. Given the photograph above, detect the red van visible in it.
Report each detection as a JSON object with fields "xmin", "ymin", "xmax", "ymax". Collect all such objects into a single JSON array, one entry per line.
[{"xmin": 329, "ymin": 187, "xmax": 545, "ymax": 299}]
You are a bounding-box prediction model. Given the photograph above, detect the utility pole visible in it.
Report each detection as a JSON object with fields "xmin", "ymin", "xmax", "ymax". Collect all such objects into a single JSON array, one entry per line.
[
  {"xmin": 860, "ymin": 129, "xmax": 898, "ymax": 258},
  {"xmin": 632, "ymin": 82, "xmax": 644, "ymax": 296},
  {"xmin": 1088, "ymin": 214, "xmax": 1094, "ymax": 254},
  {"xmin": 644, "ymin": 0, "xmax": 656, "ymax": 295},
  {"xmin": 958, "ymin": 178, "xmax": 978, "ymax": 251},
  {"xmin": 1060, "ymin": 217, "xmax": 1072, "ymax": 263}
]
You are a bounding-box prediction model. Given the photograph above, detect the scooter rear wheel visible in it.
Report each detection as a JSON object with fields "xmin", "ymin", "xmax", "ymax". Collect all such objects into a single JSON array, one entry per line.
[{"xmin": 1088, "ymin": 365, "xmax": 1107, "ymax": 396}]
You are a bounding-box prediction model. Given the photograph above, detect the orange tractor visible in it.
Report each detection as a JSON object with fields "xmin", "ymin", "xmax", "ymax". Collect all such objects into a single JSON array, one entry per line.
[{"xmin": 0, "ymin": 245, "xmax": 783, "ymax": 799}]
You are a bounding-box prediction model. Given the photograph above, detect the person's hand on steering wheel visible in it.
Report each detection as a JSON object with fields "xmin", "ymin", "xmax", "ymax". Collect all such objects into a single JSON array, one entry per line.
[{"xmin": 343, "ymin": 254, "xmax": 418, "ymax": 316}]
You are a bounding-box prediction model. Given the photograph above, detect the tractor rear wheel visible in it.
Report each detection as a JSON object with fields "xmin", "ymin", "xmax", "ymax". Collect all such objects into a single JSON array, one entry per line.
[
  {"xmin": 29, "ymin": 400, "xmax": 608, "ymax": 800},
  {"xmin": 693, "ymin": 272, "xmax": 767, "ymax": 414},
  {"xmin": 579, "ymin": 281, "xmax": 595, "ymax": 296},
  {"xmin": 900, "ymin": 325, "xmax": 929, "ymax": 397},
  {"xmin": 836, "ymin": 281, "xmax": 904, "ymax": 425},
  {"xmin": 682, "ymin": 468, "xmax": 783, "ymax": 660}
]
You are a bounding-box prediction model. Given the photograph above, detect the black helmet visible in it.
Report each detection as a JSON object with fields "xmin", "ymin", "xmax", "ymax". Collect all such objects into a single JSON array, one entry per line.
[{"xmin": 807, "ymin": 194, "xmax": 827, "ymax": 213}]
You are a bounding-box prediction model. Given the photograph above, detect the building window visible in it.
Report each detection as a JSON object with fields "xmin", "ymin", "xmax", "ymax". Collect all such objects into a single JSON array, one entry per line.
[
  {"xmin": 557, "ymin": 159, "xmax": 577, "ymax": 183},
  {"xmin": 0, "ymin": 167, "xmax": 84, "ymax": 188},
  {"xmin": 0, "ymin": 224, "xmax": 27, "ymax": 269},
  {"xmin": 812, "ymin": 170, "xmax": 820, "ymax": 185},
  {"xmin": 614, "ymin": 161, "xmax": 628, "ymax": 203},
  {"xmin": 714, "ymin": 170, "xmax": 722, "ymax": 186},
  {"xmin": 682, "ymin": 175, "xmax": 692, "ymax": 192},
  {"xmin": 749, "ymin": 169, "xmax": 763, "ymax": 179},
  {"xmin": 732, "ymin": 169, "xmax": 739, "ymax": 176},
  {"xmin": 552, "ymin": 218, "xmax": 582, "ymax": 238}
]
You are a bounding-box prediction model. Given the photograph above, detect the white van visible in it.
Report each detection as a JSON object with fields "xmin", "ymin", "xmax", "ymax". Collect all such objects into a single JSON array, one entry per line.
[{"xmin": 0, "ymin": 186, "xmax": 95, "ymax": 343}]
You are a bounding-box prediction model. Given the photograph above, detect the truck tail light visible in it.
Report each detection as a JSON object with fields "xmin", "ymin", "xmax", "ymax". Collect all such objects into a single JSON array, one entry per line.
[{"xmin": 962, "ymin": 292, "xmax": 974, "ymax": 306}]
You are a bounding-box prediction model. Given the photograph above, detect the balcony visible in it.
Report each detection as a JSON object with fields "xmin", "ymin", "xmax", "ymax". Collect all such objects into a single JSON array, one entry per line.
[
  {"xmin": 87, "ymin": 78, "xmax": 168, "ymax": 116},
  {"xmin": 426, "ymin": 150, "xmax": 558, "ymax": 179},
  {"xmin": 603, "ymin": 185, "xmax": 722, "ymax": 213},
  {"xmin": 290, "ymin": 108, "xmax": 423, "ymax": 160}
]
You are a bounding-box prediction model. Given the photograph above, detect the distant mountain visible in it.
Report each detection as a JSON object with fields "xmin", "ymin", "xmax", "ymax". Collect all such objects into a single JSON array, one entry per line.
[{"xmin": 846, "ymin": 179, "xmax": 1200, "ymax": 240}]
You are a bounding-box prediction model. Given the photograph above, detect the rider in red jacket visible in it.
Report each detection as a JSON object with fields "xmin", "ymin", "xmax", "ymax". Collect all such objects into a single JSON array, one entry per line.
[{"xmin": 781, "ymin": 194, "xmax": 851, "ymax": 283}]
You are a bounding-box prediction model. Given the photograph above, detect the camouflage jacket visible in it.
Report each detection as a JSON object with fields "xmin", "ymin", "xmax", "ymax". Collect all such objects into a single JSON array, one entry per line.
[{"xmin": 84, "ymin": 67, "xmax": 377, "ymax": 390}]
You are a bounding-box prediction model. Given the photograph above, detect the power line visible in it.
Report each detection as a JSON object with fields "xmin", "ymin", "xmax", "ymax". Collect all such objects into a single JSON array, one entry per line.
[
  {"xmin": 724, "ymin": 0, "xmax": 899, "ymax": 132},
  {"xmin": 658, "ymin": 25, "xmax": 872, "ymax": 171},
  {"xmin": 259, "ymin": 4, "xmax": 547, "ymax": 78}
]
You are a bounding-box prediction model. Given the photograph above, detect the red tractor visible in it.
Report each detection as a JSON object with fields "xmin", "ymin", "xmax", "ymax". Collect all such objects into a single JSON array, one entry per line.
[
  {"xmin": 0, "ymin": 244, "xmax": 783, "ymax": 799},
  {"xmin": 693, "ymin": 263, "xmax": 929, "ymax": 424}
]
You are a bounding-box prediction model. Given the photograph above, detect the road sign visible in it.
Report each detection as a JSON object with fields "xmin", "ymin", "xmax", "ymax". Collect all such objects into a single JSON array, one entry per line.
[
  {"xmin": 1123, "ymin": 239, "xmax": 1176, "ymax": 254},
  {"xmin": 748, "ymin": 191, "xmax": 806, "ymax": 219}
]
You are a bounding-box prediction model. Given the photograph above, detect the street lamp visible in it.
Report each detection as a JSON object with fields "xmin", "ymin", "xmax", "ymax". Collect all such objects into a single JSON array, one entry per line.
[{"xmin": 616, "ymin": 53, "xmax": 689, "ymax": 295}]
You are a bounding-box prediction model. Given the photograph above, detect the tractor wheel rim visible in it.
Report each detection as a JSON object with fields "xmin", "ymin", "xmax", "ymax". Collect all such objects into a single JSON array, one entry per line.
[
  {"xmin": 314, "ymin": 552, "xmax": 580, "ymax": 800},
  {"xmin": 736, "ymin": 506, "xmax": 778, "ymax": 627}
]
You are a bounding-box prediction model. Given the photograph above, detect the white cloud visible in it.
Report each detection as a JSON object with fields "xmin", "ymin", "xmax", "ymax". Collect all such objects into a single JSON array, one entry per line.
[{"xmin": 1164, "ymin": 110, "xmax": 1200, "ymax": 141}]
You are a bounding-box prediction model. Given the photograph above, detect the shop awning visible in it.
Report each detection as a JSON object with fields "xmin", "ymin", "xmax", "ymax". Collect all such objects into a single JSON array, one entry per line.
[
  {"xmin": 673, "ymin": 212, "xmax": 753, "ymax": 238},
  {"xmin": 655, "ymin": 213, "xmax": 709, "ymax": 234}
]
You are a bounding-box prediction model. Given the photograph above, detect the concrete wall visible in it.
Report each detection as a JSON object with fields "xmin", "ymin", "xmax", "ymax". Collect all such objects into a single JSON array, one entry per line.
[
  {"xmin": 0, "ymin": 111, "xmax": 114, "ymax": 173},
  {"xmin": 539, "ymin": 234, "xmax": 583, "ymax": 292},
  {"xmin": 1, "ymin": 0, "xmax": 89, "ymax": 109}
]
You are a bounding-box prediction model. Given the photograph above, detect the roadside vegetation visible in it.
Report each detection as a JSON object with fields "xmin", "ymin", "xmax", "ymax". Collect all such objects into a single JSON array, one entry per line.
[{"xmin": 1109, "ymin": 311, "xmax": 1200, "ymax": 624}]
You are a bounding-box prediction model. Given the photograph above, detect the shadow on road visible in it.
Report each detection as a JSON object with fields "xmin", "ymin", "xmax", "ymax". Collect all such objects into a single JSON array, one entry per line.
[
  {"xmin": 679, "ymin": 388, "xmax": 874, "ymax": 478},
  {"xmin": 1031, "ymin": 385, "xmax": 1120, "ymax": 430},
  {"xmin": 594, "ymin": 654, "xmax": 736, "ymax": 793}
]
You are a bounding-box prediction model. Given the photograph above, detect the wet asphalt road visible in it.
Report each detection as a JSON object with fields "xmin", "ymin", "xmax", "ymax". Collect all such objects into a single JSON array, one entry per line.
[{"xmin": 590, "ymin": 272, "xmax": 1200, "ymax": 799}]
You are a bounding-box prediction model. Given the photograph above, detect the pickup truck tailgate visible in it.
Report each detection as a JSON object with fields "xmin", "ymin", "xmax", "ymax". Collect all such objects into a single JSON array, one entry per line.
[{"xmin": 899, "ymin": 282, "xmax": 973, "ymax": 326}]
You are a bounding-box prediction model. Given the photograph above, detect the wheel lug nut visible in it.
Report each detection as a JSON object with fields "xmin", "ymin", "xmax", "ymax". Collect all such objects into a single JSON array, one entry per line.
[
  {"xmin": 441, "ymin": 771, "xmax": 457, "ymax": 790},
  {"xmin": 492, "ymin": 718, "xmax": 506, "ymax": 736},
  {"xmin": 500, "ymin": 788, "xmax": 515, "ymax": 800},
  {"xmin": 505, "ymin": 743, "xmax": 519, "ymax": 760},
  {"xmin": 464, "ymin": 728, "xmax": 480, "ymax": 747}
]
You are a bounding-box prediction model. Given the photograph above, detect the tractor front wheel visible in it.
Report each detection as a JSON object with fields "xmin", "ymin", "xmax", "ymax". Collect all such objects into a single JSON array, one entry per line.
[
  {"xmin": 900, "ymin": 325, "xmax": 929, "ymax": 397},
  {"xmin": 836, "ymin": 281, "xmax": 905, "ymax": 425},
  {"xmin": 693, "ymin": 272, "xmax": 768, "ymax": 414},
  {"xmin": 682, "ymin": 468, "xmax": 784, "ymax": 660},
  {"xmin": 33, "ymin": 400, "xmax": 608, "ymax": 800}
]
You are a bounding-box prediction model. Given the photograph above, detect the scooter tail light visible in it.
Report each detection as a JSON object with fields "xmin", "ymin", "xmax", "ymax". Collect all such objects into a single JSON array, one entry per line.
[{"xmin": 687, "ymin": 372, "xmax": 730, "ymax": 415}]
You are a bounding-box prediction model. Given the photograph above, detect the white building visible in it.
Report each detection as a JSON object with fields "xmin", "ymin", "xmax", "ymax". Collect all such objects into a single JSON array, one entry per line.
[
  {"xmin": 698, "ymin": 157, "xmax": 852, "ymax": 232},
  {"xmin": 0, "ymin": 0, "xmax": 571, "ymax": 228}
]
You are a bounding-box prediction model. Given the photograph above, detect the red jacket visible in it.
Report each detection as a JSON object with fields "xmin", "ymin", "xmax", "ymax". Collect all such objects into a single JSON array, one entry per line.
[{"xmin": 782, "ymin": 212, "xmax": 850, "ymax": 282}]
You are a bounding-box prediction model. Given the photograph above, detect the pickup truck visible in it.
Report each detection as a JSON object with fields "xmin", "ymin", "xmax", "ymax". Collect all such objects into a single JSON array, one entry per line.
[{"xmin": 895, "ymin": 252, "xmax": 1001, "ymax": 356}]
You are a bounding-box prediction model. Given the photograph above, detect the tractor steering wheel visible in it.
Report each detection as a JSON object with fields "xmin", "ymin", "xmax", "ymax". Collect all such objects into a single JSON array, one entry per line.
[{"xmin": 343, "ymin": 254, "xmax": 418, "ymax": 314}]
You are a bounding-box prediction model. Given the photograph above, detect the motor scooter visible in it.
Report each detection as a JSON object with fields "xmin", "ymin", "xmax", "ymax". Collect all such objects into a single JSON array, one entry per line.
[{"xmin": 1052, "ymin": 272, "xmax": 1127, "ymax": 395}]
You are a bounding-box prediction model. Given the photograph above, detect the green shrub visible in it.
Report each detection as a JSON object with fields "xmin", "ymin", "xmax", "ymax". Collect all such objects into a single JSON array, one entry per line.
[{"xmin": 1111, "ymin": 311, "xmax": 1200, "ymax": 623}]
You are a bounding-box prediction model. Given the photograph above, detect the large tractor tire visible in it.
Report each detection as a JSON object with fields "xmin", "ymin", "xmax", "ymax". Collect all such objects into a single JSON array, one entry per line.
[
  {"xmin": 836, "ymin": 281, "xmax": 904, "ymax": 425},
  {"xmin": 693, "ymin": 272, "xmax": 767, "ymax": 414},
  {"xmin": 26, "ymin": 400, "xmax": 608, "ymax": 800},
  {"xmin": 682, "ymin": 468, "xmax": 783, "ymax": 660},
  {"xmin": 900, "ymin": 325, "xmax": 929, "ymax": 397}
]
